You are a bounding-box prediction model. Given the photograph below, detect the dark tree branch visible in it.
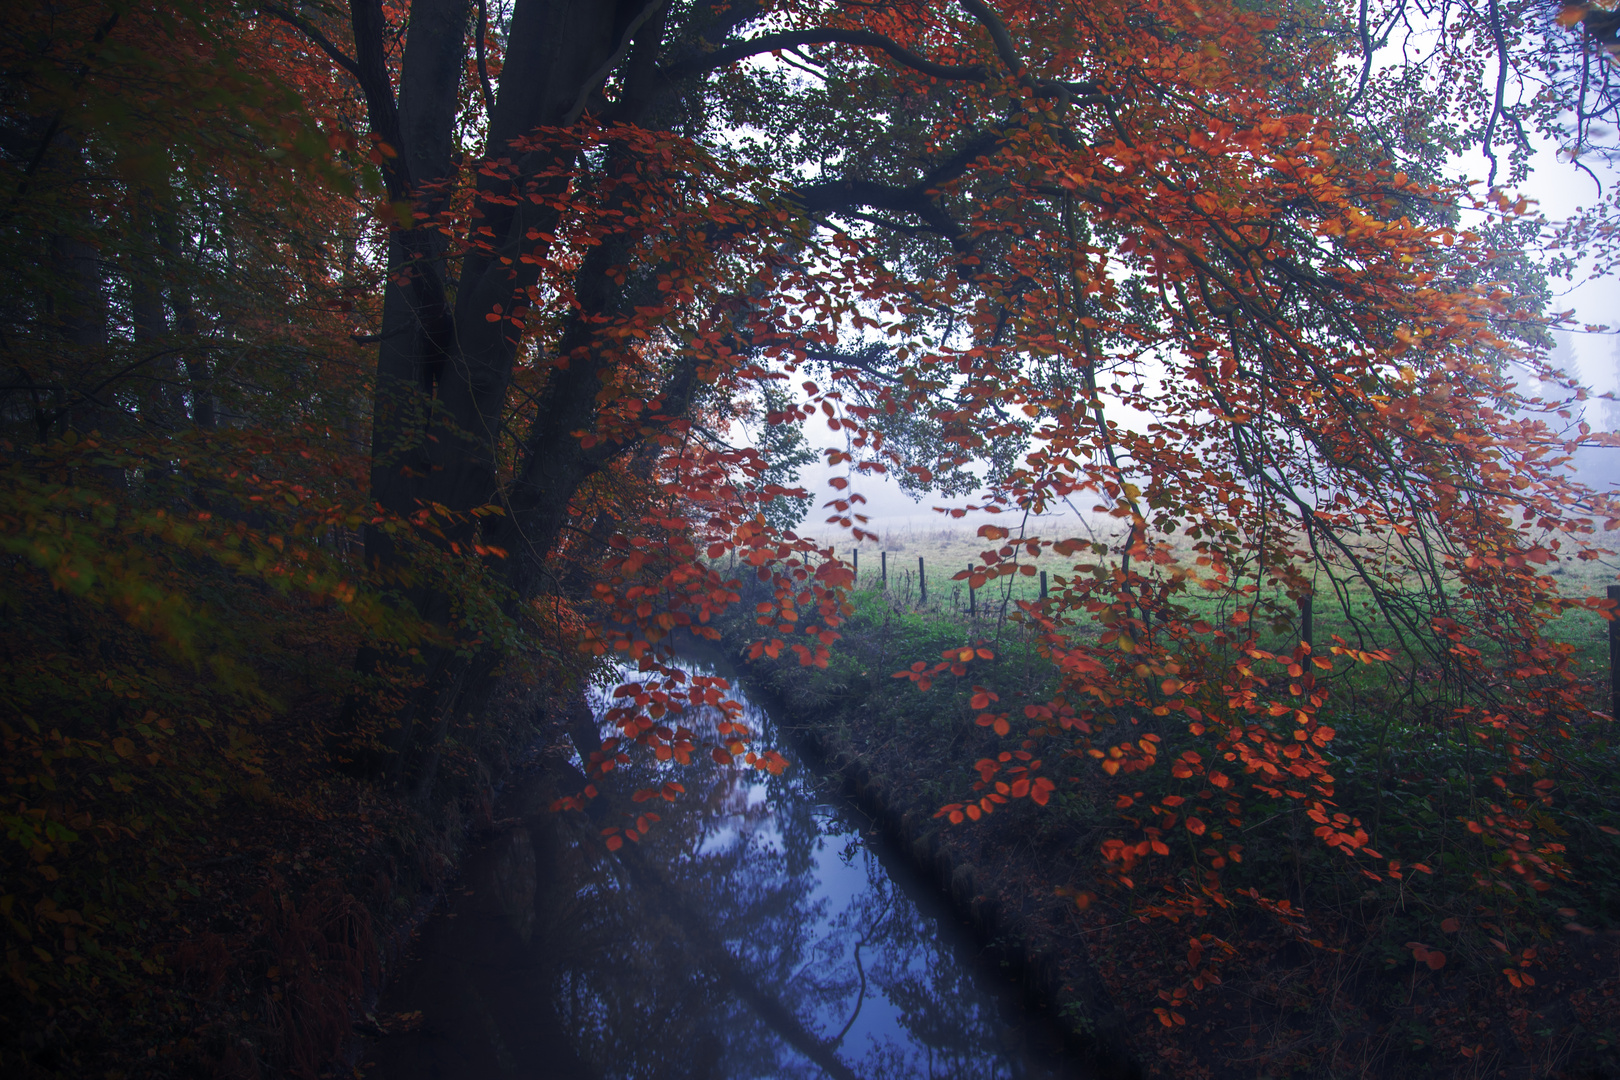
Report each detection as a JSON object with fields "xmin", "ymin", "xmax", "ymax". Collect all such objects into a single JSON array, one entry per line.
[
  {"xmin": 1346, "ymin": 0, "xmax": 1374, "ymax": 111},
  {"xmin": 792, "ymin": 127, "xmax": 1004, "ymax": 242},
  {"xmin": 474, "ymin": 0, "xmax": 495, "ymax": 115},
  {"xmin": 800, "ymin": 343, "xmax": 902, "ymax": 384},
  {"xmin": 957, "ymin": 0, "xmax": 1104, "ymax": 102},
  {"xmin": 913, "ymin": 128, "xmax": 1004, "ymax": 193},
  {"xmin": 839, "ymin": 209, "xmax": 938, "ymax": 236},
  {"xmin": 661, "ymin": 28, "xmax": 988, "ymax": 84},
  {"xmin": 564, "ymin": 1, "xmax": 668, "ymax": 125},
  {"xmin": 661, "ymin": 0, "xmax": 762, "ymax": 69},
  {"xmin": 957, "ymin": 0, "xmax": 1020, "ymax": 73},
  {"xmin": 347, "ymin": 0, "xmax": 410, "ymax": 198},
  {"xmin": 1482, "ymin": 0, "xmax": 1510, "ymax": 186},
  {"xmin": 796, "ymin": 177, "xmax": 964, "ymax": 239},
  {"xmin": 260, "ymin": 4, "xmax": 361, "ymax": 78}
]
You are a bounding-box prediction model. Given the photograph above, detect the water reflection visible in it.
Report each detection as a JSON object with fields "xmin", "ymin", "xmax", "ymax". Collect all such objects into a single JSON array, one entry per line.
[{"xmin": 368, "ymin": 660, "xmax": 1073, "ymax": 1079}]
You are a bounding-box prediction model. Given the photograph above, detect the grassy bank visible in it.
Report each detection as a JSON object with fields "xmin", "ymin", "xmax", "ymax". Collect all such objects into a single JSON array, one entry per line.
[{"xmin": 725, "ymin": 579, "xmax": 1620, "ymax": 1079}]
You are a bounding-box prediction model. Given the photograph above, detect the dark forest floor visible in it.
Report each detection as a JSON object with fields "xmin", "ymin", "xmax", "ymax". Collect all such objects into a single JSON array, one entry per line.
[{"xmin": 1, "ymin": 601, "xmax": 572, "ymax": 1080}]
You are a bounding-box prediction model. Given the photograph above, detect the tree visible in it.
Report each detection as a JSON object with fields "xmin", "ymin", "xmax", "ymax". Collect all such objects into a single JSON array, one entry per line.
[
  {"xmin": 8, "ymin": 0, "xmax": 1619, "ymax": 1059},
  {"xmin": 743, "ymin": 381, "xmax": 818, "ymax": 533},
  {"xmin": 275, "ymin": 0, "xmax": 1613, "ymax": 792},
  {"xmin": 0, "ymin": 0, "xmax": 401, "ymax": 1064}
]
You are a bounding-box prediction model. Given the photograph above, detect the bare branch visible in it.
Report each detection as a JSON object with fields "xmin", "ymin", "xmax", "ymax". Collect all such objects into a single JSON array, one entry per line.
[
  {"xmin": 661, "ymin": 28, "xmax": 988, "ymax": 83},
  {"xmin": 474, "ymin": 0, "xmax": 495, "ymax": 115}
]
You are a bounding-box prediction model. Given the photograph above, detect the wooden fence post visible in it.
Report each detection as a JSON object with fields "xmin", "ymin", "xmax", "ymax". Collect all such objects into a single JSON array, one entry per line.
[
  {"xmin": 1608, "ymin": 585, "xmax": 1620, "ymax": 719},
  {"xmin": 1040, "ymin": 570, "xmax": 1048, "ymax": 601},
  {"xmin": 968, "ymin": 564, "xmax": 976, "ymax": 617},
  {"xmin": 1299, "ymin": 595, "xmax": 1313, "ymax": 650},
  {"xmin": 852, "ymin": 548, "xmax": 858, "ymax": 585},
  {"xmin": 881, "ymin": 551, "xmax": 887, "ymax": 589},
  {"xmin": 918, "ymin": 556, "xmax": 927, "ymax": 605}
]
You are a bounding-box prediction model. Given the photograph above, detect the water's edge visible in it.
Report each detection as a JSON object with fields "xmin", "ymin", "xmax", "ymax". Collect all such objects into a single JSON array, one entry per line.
[{"xmin": 731, "ymin": 666, "xmax": 1142, "ymax": 1080}]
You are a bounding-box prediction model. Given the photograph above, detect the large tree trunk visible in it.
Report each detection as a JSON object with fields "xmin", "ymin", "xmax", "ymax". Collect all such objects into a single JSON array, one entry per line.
[
  {"xmin": 344, "ymin": 0, "xmax": 666, "ymax": 788},
  {"xmin": 364, "ymin": 0, "xmax": 638, "ymax": 557}
]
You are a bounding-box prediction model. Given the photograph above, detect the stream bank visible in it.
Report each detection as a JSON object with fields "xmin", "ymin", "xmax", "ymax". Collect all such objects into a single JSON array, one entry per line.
[
  {"xmin": 724, "ymin": 636, "xmax": 1138, "ymax": 1080},
  {"xmin": 774, "ymin": 713, "xmax": 1137, "ymax": 1077},
  {"xmin": 726, "ymin": 587, "xmax": 1620, "ymax": 1080}
]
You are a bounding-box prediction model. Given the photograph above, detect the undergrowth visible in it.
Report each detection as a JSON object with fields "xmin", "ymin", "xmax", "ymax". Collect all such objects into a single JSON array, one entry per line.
[{"xmin": 0, "ymin": 550, "xmax": 553, "ymax": 1079}]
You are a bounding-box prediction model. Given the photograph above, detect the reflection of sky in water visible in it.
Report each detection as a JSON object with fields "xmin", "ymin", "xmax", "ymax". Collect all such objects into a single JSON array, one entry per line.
[{"xmin": 570, "ymin": 660, "xmax": 1062, "ymax": 1080}]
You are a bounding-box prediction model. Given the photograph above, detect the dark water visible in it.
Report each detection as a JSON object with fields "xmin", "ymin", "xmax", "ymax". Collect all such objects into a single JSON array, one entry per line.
[{"xmin": 366, "ymin": 656, "xmax": 1083, "ymax": 1079}]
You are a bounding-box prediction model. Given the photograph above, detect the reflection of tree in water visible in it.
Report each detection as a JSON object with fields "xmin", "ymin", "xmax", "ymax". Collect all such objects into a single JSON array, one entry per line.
[
  {"xmin": 811, "ymin": 837, "xmax": 1035, "ymax": 1080},
  {"xmin": 545, "ymin": 676, "xmax": 1051, "ymax": 1080}
]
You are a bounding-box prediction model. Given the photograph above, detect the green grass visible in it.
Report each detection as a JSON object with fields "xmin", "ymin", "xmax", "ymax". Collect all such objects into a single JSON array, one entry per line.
[{"xmin": 815, "ymin": 521, "xmax": 1620, "ymax": 707}]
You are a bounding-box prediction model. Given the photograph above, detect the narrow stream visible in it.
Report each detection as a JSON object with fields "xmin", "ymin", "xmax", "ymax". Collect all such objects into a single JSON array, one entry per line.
[{"xmin": 367, "ymin": 652, "xmax": 1085, "ymax": 1079}]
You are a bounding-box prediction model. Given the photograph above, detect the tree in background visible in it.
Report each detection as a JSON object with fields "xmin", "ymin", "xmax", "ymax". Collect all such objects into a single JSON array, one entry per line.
[{"xmin": 744, "ymin": 380, "xmax": 818, "ymax": 534}]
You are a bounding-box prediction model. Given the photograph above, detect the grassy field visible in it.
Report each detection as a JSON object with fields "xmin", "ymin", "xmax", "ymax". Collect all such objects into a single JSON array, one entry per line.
[{"xmin": 817, "ymin": 520, "xmax": 1620, "ymax": 704}]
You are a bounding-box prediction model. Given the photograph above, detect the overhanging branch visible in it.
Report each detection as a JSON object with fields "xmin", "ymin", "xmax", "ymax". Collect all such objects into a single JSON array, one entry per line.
[
  {"xmin": 661, "ymin": 27, "xmax": 989, "ymax": 83},
  {"xmin": 259, "ymin": 3, "xmax": 361, "ymax": 79}
]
